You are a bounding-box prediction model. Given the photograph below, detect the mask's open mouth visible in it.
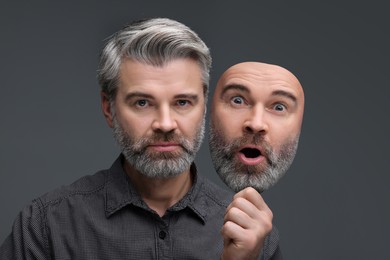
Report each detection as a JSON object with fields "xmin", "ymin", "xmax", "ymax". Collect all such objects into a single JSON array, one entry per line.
[{"xmin": 240, "ymin": 148, "xmax": 261, "ymax": 158}]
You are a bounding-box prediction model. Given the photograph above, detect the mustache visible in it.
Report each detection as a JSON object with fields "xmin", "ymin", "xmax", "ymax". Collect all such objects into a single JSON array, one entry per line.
[
  {"xmin": 149, "ymin": 131, "xmax": 177, "ymax": 142},
  {"xmin": 135, "ymin": 132, "xmax": 192, "ymax": 154},
  {"xmin": 241, "ymin": 133, "xmax": 265, "ymax": 146},
  {"xmin": 229, "ymin": 133, "xmax": 267, "ymax": 150}
]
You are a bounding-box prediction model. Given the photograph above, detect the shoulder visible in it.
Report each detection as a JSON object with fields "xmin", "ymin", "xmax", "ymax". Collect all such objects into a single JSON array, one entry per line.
[
  {"xmin": 36, "ymin": 169, "xmax": 109, "ymax": 208},
  {"xmin": 2, "ymin": 169, "xmax": 112, "ymax": 259}
]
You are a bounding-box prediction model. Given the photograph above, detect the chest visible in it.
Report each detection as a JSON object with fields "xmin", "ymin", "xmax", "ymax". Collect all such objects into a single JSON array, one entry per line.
[{"xmin": 46, "ymin": 205, "xmax": 224, "ymax": 259}]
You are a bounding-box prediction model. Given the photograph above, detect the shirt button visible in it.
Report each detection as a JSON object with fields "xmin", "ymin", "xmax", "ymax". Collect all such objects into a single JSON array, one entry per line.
[{"xmin": 159, "ymin": 230, "xmax": 166, "ymax": 240}]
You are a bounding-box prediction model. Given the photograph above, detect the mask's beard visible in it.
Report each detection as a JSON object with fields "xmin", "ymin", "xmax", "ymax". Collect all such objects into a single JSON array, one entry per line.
[
  {"xmin": 112, "ymin": 114, "xmax": 205, "ymax": 179},
  {"xmin": 209, "ymin": 122, "xmax": 299, "ymax": 193}
]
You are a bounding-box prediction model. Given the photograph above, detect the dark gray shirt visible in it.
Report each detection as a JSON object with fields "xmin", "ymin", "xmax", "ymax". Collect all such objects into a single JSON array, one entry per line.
[{"xmin": 1, "ymin": 155, "xmax": 282, "ymax": 259}]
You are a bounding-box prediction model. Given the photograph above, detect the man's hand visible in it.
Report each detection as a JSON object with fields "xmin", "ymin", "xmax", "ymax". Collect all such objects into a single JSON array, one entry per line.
[{"xmin": 221, "ymin": 187, "xmax": 273, "ymax": 260}]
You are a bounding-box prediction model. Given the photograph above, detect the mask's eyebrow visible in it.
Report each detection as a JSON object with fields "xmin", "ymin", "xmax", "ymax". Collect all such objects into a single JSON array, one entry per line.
[
  {"xmin": 271, "ymin": 90, "xmax": 297, "ymax": 104},
  {"xmin": 219, "ymin": 84, "xmax": 249, "ymax": 98}
]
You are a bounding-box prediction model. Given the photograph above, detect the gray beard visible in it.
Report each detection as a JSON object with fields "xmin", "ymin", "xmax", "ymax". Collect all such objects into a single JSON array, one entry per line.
[
  {"xmin": 112, "ymin": 115, "xmax": 205, "ymax": 179},
  {"xmin": 209, "ymin": 124, "xmax": 299, "ymax": 193}
]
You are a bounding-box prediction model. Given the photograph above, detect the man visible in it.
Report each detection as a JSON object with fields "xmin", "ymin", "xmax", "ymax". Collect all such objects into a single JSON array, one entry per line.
[
  {"xmin": 209, "ymin": 61, "xmax": 305, "ymax": 259},
  {"xmin": 0, "ymin": 19, "xmax": 280, "ymax": 259}
]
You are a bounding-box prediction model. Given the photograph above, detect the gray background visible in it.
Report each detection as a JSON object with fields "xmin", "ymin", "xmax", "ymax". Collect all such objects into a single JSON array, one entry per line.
[{"xmin": 1, "ymin": 1, "xmax": 389, "ymax": 259}]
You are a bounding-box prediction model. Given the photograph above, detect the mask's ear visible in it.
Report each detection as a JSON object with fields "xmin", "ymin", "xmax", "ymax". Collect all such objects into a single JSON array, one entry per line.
[{"xmin": 101, "ymin": 91, "xmax": 114, "ymax": 128}]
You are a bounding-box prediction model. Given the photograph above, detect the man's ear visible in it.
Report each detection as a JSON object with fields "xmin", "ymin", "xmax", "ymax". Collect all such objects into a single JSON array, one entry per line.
[{"xmin": 101, "ymin": 91, "xmax": 114, "ymax": 128}]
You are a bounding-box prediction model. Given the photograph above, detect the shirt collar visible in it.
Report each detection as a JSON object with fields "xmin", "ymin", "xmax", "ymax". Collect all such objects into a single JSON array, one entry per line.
[
  {"xmin": 104, "ymin": 155, "xmax": 134, "ymax": 218},
  {"xmin": 104, "ymin": 155, "xmax": 209, "ymax": 223}
]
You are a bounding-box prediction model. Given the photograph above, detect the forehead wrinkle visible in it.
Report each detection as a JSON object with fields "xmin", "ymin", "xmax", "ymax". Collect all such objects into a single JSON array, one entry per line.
[
  {"xmin": 260, "ymin": 67, "xmax": 303, "ymax": 97},
  {"xmin": 237, "ymin": 69, "xmax": 303, "ymax": 100},
  {"xmin": 271, "ymin": 89, "xmax": 297, "ymax": 103},
  {"xmin": 227, "ymin": 62, "xmax": 301, "ymax": 86},
  {"xmin": 219, "ymin": 83, "xmax": 250, "ymax": 98},
  {"xmin": 221, "ymin": 75, "xmax": 296, "ymax": 95}
]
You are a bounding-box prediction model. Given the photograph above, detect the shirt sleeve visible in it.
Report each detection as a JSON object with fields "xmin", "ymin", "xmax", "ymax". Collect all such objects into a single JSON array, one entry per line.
[
  {"xmin": 267, "ymin": 245, "xmax": 283, "ymax": 260},
  {"xmin": 0, "ymin": 199, "xmax": 49, "ymax": 260},
  {"xmin": 261, "ymin": 226, "xmax": 283, "ymax": 260}
]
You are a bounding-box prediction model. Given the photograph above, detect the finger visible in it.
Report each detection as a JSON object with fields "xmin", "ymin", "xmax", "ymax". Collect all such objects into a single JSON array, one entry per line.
[
  {"xmin": 224, "ymin": 205, "xmax": 252, "ymax": 229},
  {"xmin": 225, "ymin": 202, "xmax": 273, "ymax": 234},
  {"xmin": 221, "ymin": 220, "xmax": 246, "ymax": 242},
  {"xmin": 227, "ymin": 188, "xmax": 272, "ymax": 221},
  {"xmin": 226, "ymin": 197, "xmax": 261, "ymax": 221},
  {"xmin": 233, "ymin": 187, "xmax": 271, "ymax": 213},
  {"xmin": 222, "ymin": 219, "xmax": 265, "ymax": 252}
]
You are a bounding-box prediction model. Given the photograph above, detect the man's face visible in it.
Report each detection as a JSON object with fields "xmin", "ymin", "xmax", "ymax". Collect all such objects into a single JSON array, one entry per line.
[
  {"xmin": 102, "ymin": 58, "xmax": 206, "ymax": 178},
  {"xmin": 209, "ymin": 62, "xmax": 305, "ymax": 192}
]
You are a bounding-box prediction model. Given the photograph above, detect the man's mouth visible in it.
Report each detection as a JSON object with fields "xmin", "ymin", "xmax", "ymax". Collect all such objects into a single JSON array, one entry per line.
[
  {"xmin": 240, "ymin": 147, "xmax": 261, "ymax": 158},
  {"xmin": 148, "ymin": 142, "xmax": 181, "ymax": 152},
  {"xmin": 237, "ymin": 147, "xmax": 264, "ymax": 165}
]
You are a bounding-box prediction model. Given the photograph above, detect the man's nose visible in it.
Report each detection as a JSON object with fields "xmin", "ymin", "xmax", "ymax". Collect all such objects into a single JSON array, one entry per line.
[
  {"xmin": 152, "ymin": 105, "xmax": 178, "ymax": 133},
  {"xmin": 243, "ymin": 105, "xmax": 269, "ymax": 134}
]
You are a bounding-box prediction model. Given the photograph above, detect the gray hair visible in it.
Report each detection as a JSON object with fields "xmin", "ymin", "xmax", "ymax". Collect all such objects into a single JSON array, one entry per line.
[{"xmin": 97, "ymin": 18, "xmax": 212, "ymax": 102}]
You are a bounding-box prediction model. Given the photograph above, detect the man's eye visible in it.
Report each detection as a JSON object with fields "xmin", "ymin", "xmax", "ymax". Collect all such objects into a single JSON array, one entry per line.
[
  {"xmin": 231, "ymin": 96, "xmax": 244, "ymax": 105},
  {"xmin": 177, "ymin": 100, "xmax": 189, "ymax": 107},
  {"xmin": 136, "ymin": 100, "xmax": 148, "ymax": 107},
  {"xmin": 273, "ymin": 103, "xmax": 286, "ymax": 111}
]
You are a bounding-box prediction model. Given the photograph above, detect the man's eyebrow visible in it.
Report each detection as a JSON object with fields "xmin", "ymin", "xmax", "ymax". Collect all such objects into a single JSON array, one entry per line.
[
  {"xmin": 272, "ymin": 90, "xmax": 297, "ymax": 103},
  {"xmin": 174, "ymin": 93, "xmax": 199, "ymax": 101},
  {"xmin": 124, "ymin": 92, "xmax": 154, "ymax": 101},
  {"xmin": 220, "ymin": 84, "xmax": 249, "ymax": 98},
  {"xmin": 124, "ymin": 92, "xmax": 199, "ymax": 101}
]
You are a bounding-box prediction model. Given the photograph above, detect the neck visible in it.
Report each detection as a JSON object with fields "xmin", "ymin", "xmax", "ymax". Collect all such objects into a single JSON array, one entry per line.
[{"xmin": 124, "ymin": 161, "xmax": 193, "ymax": 217}]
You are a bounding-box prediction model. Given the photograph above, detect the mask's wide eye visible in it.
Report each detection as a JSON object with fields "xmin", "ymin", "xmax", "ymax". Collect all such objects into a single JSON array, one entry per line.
[
  {"xmin": 231, "ymin": 96, "xmax": 244, "ymax": 105},
  {"xmin": 273, "ymin": 103, "xmax": 286, "ymax": 111}
]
